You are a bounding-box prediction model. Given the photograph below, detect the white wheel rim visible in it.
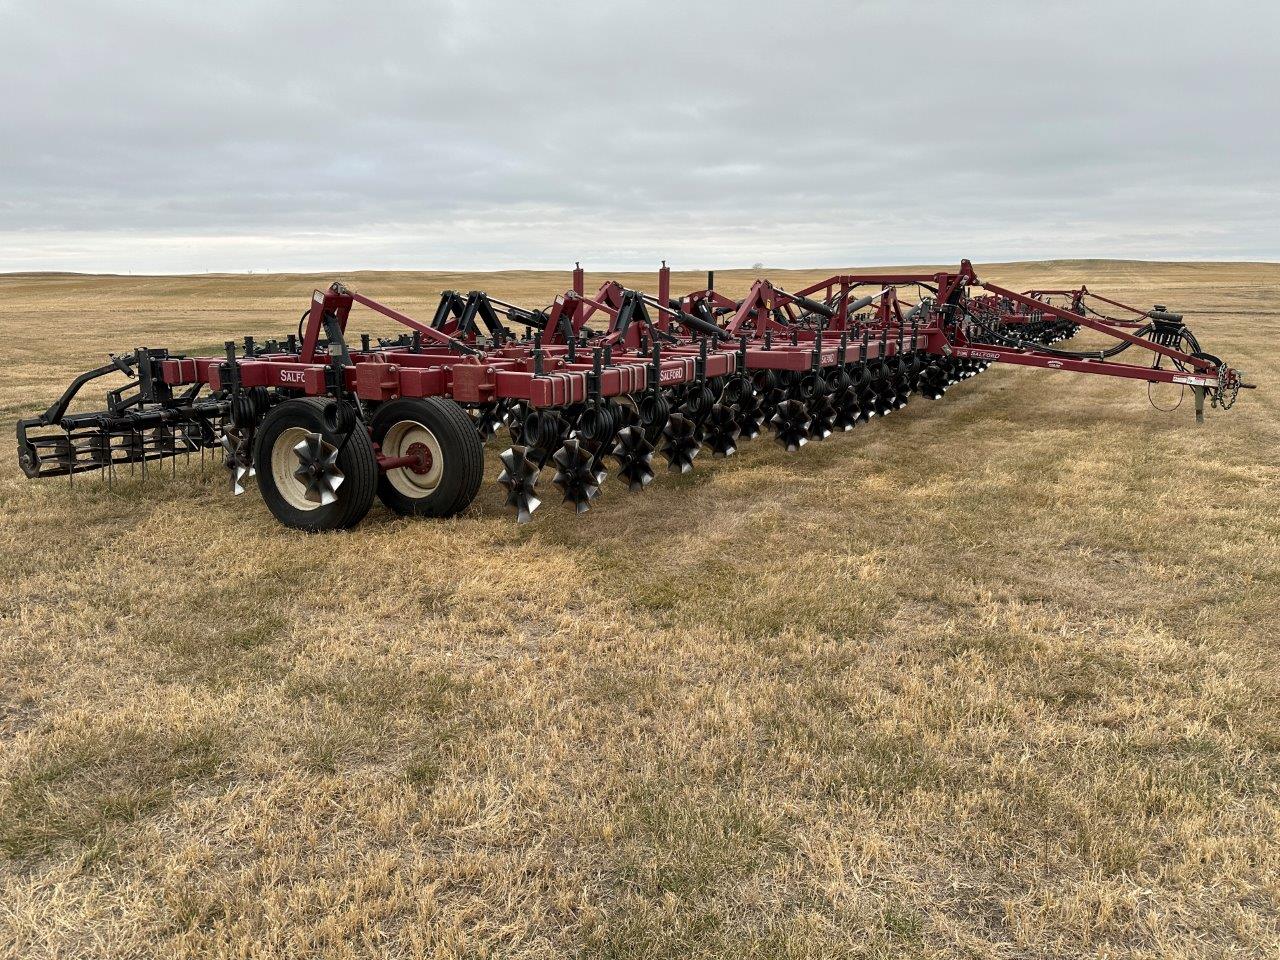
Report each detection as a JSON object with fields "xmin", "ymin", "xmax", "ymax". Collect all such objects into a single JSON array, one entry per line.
[
  {"xmin": 271, "ymin": 426, "xmax": 328, "ymax": 511},
  {"xmin": 383, "ymin": 420, "xmax": 444, "ymax": 498}
]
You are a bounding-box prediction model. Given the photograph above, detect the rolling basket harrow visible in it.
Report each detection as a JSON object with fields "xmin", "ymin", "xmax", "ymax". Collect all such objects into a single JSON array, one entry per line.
[{"xmin": 16, "ymin": 260, "xmax": 1253, "ymax": 531}]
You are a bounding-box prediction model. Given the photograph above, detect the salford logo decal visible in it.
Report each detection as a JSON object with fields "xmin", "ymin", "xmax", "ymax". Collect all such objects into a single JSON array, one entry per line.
[
  {"xmin": 660, "ymin": 367, "xmax": 683, "ymax": 383},
  {"xmin": 279, "ymin": 370, "xmax": 306, "ymax": 384}
]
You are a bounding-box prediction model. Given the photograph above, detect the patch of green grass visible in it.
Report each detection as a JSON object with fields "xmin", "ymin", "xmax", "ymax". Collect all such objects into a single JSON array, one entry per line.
[
  {"xmin": 611, "ymin": 782, "xmax": 789, "ymax": 900},
  {"xmin": 0, "ymin": 720, "xmax": 225, "ymax": 861},
  {"xmin": 150, "ymin": 607, "xmax": 289, "ymax": 689},
  {"xmin": 1024, "ymin": 647, "xmax": 1136, "ymax": 711},
  {"xmin": 283, "ymin": 667, "xmax": 472, "ymax": 773},
  {"xmin": 295, "ymin": 724, "xmax": 348, "ymax": 774},
  {"xmin": 876, "ymin": 903, "xmax": 925, "ymax": 948},
  {"xmin": 402, "ymin": 724, "xmax": 464, "ymax": 788},
  {"xmin": 285, "ymin": 663, "xmax": 467, "ymax": 722},
  {"xmin": 576, "ymin": 663, "xmax": 663, "ymax": 712},
  {"xmin": 220, "ymin": 615, "xmax": 285, "ymax": 651},
  {"xmin": 163, "ymin": 885, "xmax": 232, "ymax": 937},
  {"xmin": 590, "ymin": 908, "xmax": 728, "ymax": 960},
  {"xmin": 819, "ymin": 730, "xmax": 963, "ymax": 804}
]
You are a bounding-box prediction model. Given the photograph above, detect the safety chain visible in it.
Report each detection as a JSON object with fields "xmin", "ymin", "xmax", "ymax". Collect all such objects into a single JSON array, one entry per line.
[{"xmin": 1212, "ymin": 365, "xmax": 1241, "ymax": 410}]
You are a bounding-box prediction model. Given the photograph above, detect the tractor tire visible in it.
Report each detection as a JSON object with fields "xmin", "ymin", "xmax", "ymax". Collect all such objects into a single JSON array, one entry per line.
[
  {"xmin": 254, "ymin": 397, "xmax": 378, "ymax": 531},
  {"xmin": 370, "ymin": 397, "xmax": 484, "ymax": 518}
]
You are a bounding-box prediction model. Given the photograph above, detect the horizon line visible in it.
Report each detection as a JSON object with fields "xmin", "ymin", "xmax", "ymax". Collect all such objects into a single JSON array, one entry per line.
[{"xmin": 4, "ymin": 256, "xmax": 1279, "ymax": 280}]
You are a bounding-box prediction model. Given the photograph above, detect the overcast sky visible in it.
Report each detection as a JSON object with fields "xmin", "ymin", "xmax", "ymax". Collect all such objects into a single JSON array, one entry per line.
[{"xmin": 1, "ymin": 0, "xmax": 1276, "ymax": 273}]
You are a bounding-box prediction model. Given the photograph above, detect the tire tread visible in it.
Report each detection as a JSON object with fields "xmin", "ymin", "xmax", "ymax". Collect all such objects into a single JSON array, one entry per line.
[
  {"xmin": 371, "ymin": 397, "xmax": 484, "ymax": 518},
  {"xmin": 255, "ymin": 397, "xmax": 377, "ymax": 531}
]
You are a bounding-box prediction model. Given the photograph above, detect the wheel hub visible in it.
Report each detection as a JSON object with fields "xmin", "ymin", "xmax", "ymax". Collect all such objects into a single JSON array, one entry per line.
[
  {"xmin": 383, "ymin": 419, "xmax": 444, "ymax": 496},
  {"xmin": 405, "ymin": 441, "xmax": 433, "ymax": 475}
]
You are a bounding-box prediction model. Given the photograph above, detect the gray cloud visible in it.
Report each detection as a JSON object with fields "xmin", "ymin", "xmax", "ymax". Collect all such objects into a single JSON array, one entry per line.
[{"xmin": 1, "ymin": 0, "xmax": 1276, "ymax": 271}]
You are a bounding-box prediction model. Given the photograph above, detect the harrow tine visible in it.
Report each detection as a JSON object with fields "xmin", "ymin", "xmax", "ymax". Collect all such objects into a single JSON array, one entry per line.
[
  {"xmin": 829, "ymin": 367, "xmax": 859, "ymax": 432},
  {"xmin": 575, "ymin": 403, "xmax": 617, "ymax": 449},
  {"xmin": 873, "ymin": 380, "xmax": 895, "ymax": 417},
  {"xmin": 612, "ymin": 397, "xmax": 641, "ymax": 431},
  {"xmin": 638, "ymin": 392, "xmax": 671, "ymax": 444},
  {"xmin": 470, "ymin": 401, "xmax": 509, "ymax": 440},
  {"xmin": 521, "ymin": 408, "xmax": 566, "ymax": 468},
  {"xmin": 680, "ymin": 383, "xmax": 716, "ymax": 440},
  {"xmin": 580, "ymin": 437, "xmax": 612, "ymax": 484},
  {"xmin": 918, "ymin": 363, "xmax": 946, "ymax": 400},
  {"xmin": 506, "ymin": 401, "xmax": 529, "ymax": 445},
  {"xmin": 832, "ymin": 389, "xmax": 861, "ymax": 431}
]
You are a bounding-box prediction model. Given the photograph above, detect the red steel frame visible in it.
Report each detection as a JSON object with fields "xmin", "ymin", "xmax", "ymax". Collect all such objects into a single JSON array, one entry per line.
[
  {"xmin": 147, "ymin": 259, "xmax": 1241, "ymax": 425},
  {"xmin": 961, "ymin": 280, "xmax": 1219, "ymax": 387},
  {"xmin": 158, "ymin": 281, "xmax": 737, "ymax": 412},
  {"xmin": 1020, "ymin": 285, "xmax": 1164, "ymax": 329},
  {"xmin": 17, "ymin": 254, "xmax": 1253, "ymax": 526}
]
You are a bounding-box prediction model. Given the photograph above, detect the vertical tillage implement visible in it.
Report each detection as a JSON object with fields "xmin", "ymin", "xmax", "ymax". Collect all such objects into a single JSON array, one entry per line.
[{"xmin": 16, "ymin": 260, "xmax": 1253, "ymax": 530}]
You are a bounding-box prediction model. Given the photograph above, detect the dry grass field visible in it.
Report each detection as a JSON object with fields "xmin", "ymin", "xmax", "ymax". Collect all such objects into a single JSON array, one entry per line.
[{"xmin": 0, "ymin": 260, "xmax": 1276, "ymax": 959}]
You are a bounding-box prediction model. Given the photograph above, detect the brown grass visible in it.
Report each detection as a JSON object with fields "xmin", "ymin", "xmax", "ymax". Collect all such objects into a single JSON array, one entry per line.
[{"xmin": 0, "ymin": 260, "xmax": 1277, "ymax": 959}]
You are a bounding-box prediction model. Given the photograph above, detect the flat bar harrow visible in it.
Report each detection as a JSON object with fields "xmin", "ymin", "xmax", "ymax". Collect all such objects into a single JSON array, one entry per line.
[{"xmin": 16, "ymin": 260, "xmax": 1254, "ymax": 530}]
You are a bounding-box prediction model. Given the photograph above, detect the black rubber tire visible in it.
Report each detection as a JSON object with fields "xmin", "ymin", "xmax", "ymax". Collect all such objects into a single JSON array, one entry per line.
[
  {"xmin": 254, "ymin": 397, "xmax": 378, "ymax": 531},
  {"xmin": 370, "ymin": 397, "xmax": 483, "ymax": 518}
]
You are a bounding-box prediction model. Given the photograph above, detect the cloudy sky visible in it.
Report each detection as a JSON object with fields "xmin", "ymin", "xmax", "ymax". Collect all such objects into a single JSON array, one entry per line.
[{"xmin": 1, "ymin": 0, "xmax": 1276, "ymax": 273}]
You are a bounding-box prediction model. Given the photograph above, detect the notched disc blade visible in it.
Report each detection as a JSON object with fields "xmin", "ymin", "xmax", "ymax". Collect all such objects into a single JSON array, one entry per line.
[
  {"xmin": 660, "ymin": 413, "xmax": 701, "ymax": 473},
  {"xmin": 703, "ymin": 403, "xmax": 741, "ymax": 457},
  {"xmin": 497, "ymin": 445, "xmax": 543, "ymax": 523},
  {"xmin": 610, "ymin": 425, "xmax": 656, "ymax": 492},
  {"xmin": 221, "ymin": 426, "xmax": 256, "ymax": 495},
  {"xmin": 551, "ymin": 438, "xmax": 602, "ymax": 514},
  {"xmin": 770, "ymin": 399, "xmax": 811, "ymax": 452}
]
